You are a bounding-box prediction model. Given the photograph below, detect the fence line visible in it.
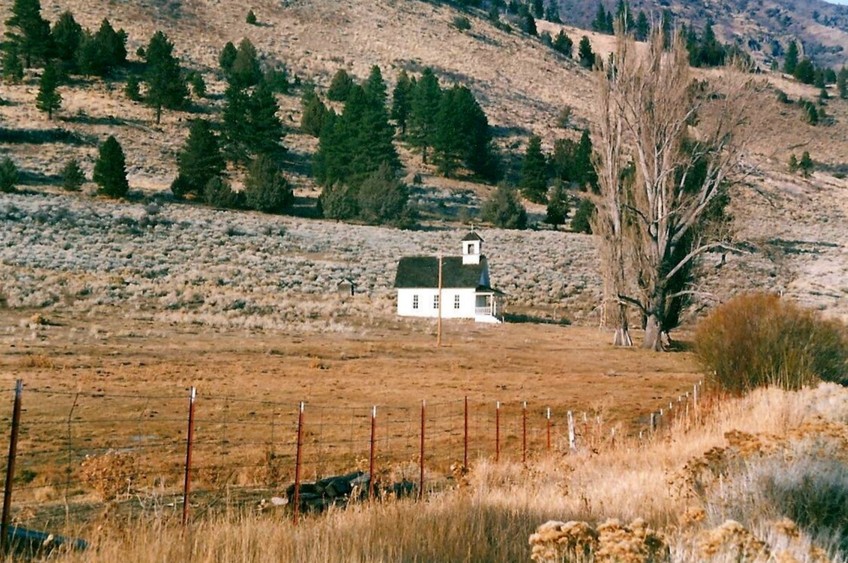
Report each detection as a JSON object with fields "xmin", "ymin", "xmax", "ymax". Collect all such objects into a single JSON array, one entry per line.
[{"xmin": 0, "ymin": 379, "xmax": 707, "ymax": 536}]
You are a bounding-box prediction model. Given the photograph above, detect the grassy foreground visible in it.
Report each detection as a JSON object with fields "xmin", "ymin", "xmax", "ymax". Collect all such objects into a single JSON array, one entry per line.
[{"xmin": 21, "ymin": 383, "xmax": 847, "ymax": 562}]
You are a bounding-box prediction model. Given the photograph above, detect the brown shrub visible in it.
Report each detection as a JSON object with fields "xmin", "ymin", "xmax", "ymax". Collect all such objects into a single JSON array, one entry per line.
[
  {"xmin": 79, "ymin": 451, "xmax": 137, "ymax": 501},
  {"xmin": 694, "ymin": 293, "xmax": 848, "ymax": 394}
]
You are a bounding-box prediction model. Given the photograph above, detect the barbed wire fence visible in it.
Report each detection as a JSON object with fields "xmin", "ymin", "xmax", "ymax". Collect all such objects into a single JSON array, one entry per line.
[{"xmin": 0, "ymin": 377, "xmax": 706, "ymax": 544}]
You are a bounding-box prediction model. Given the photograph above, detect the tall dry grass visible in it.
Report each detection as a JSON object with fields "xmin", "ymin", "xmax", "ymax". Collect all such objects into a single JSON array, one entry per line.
[{"xmin": 20, "ymin": 383, "xmax": 847, "ymax": 562}]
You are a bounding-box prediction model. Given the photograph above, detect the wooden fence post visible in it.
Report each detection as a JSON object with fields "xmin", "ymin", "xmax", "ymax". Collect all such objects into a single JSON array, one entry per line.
[
  {"xmin": 418, "ymin": 400, "xmax": 425, "ymax": 501},
  {"xmin": 369, "ymin": 406, "xmax": 376, "ymax": 500},
  {"xmin": 293, "ymin": 402, "xmax": 304, "ymax": 525},
  {"xmin": 495, "ymin": 401, "xmax": 500, "ymax": 463},
  {"xmin": 567, "ymin": 410, "xmax": 575, "ymax": 452}
]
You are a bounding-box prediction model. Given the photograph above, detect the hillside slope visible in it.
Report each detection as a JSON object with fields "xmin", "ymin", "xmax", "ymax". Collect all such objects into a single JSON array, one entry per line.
[{"xmin": 0, "ymin": 0, "xmax": 847, "ymax": 324}]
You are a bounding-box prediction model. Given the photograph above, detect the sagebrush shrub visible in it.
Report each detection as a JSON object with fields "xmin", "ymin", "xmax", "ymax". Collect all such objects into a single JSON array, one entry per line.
[{"xmin": 695, "ymin": 293, "xmax": 848, "ymax": 393}]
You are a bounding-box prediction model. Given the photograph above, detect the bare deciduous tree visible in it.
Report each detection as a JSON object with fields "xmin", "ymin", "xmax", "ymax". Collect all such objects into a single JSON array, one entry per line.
[{"xmin": 590, "ymin": 27, "xmax": 756, "ymax": 350}]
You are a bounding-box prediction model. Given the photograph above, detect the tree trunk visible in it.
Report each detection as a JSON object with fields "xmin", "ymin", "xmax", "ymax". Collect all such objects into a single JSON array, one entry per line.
[
  {"xmin": 156, "ymin": 104, "xmax": 162, "ymax": 125},
  {"xmin": 613, "ymin": 326, "xmax": 632, "ymax": 346},
  {"xmin": 642, "ymin": 313, "xmax": 665, "ymax": 351}
]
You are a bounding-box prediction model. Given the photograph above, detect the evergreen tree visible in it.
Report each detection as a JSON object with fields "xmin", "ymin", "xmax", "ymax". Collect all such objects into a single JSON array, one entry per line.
[
  {"xmin": 77, "ymin": 20, "xmax": 127, "ymax": 76},
  {"xmin": 364, "ymin": 65, "xmax": 388, "ymax": 106},
  {"xmin": 229, "ymin": 38, "xmax": 261, "ymax": 88},
  {"xmin": 793, "ymin": 58, "xmax": 815, "ymax": 84},
  {"xmin": 433, "ymin": 85, "xmax": 496, "ymax": 180},
  {"xmin": 246, "ymin": 9, "xmax": 258, "ymax": 25},
  {"xmin": 519, "ymin": 7, "xmax": 537, "ymax": 36},
  {"xmin": 244, "ymin": 154, "xmax": 293, "ymax": 213},
  {"xmin": 314, "ymin": 84, "xmax": 399, "ymax": 188},
  {"xmin": 544, "ymin": 2, "xmax": 561, "ymax": 23},
  {"xmin": 408, "ymin": 67, "xmax": 442, "ymax": 163},
  {"xmin": 4, "ymin": 0, "xmax": 52, "ymax": 68},
  {"xmin": 0, "ymin": 158, "xmax": 19, "ymax": 193},
  {"xmin": 357, "ymin": 161, "xmax": 414, "ymax": 227},
  {"xmin": 532, "ymin": 0, "xmax": 544, "ymax": 19},
  {"xmin": 247, "ymin": 81, "xmax": 284, "ymax": 156},
  {"xmin": 545, "ymin": 180, "xmax": 569, "ymax": 228},
  {"xmin": 788, "ymin": 153, "xmax": 798, "ymax": 173},
  {"xmin": 2, "ymin": 44, "xmax": 25, "ymax": 83},
  {"xmin": 36, "ymin": 63, "xmax": 61, "ymax": 119},
  {"xmin": 784, "ymin": 40, "xmax": 798, "ymax": 75},
  {"xmin": 61, "ymin": 158, "xmax": 85, "ymax": 191},
  {"xmin": 578, "ymin": 36, "xmax": 595, "ymax": 68},
  {"xmin": 799, "ymin": 151, "xmax": 813, "ymax": 177},
  {"xmin": 838, "ymin": 67, "xmax": 848, "ymax": 99},
  {"xmin": 635, "ymin": 11, "xmax": 649, "ymax": 41},
  {"xmin": 592, "ymin": 3, "xmax": 609, "ymax": 33},
  {"xmin": 172, "ymin": 119, "xmax": 224, "ymax": 199},
  {"xmin": 93, "ymin": 135, "xmax": 129, "ymax": 198},
  {"xmin": 570, "ymin": 197, "xmax": 594, "ymax": 233},
  {"xmin": 615, "ymin": 0, "xmax": 634, "ymax": 32},
  {"xmin": 552, "ymin": 138, "xmax": 577, "ymax": 181},
  {"xmin": 320, "ymin": 182, "xmax": 359, "ymax": 220},
  {"xmin": 482, "ymin": 184, "xmax": 527, "ymax": 229},
  {"xmin": 327, "ymin": 68, "xmax": 354, "ymax": 101},
  {"xmin": 188, "ymin": 71, "xmax": 206, "ymax": 98},
  {"xmin": 203, "ymin": 177, "xmax": 243, "ymax": 209},
  {"xmin": 144, "ymin": 31, "xmax": 188, "ymax": 123},
  {"xmin": 222, "ymin": 83, "xmax": 252, "ymax": 162},
  {"xmin": 574, "ymin": 129, "xmax": 597, "ymax": 189},
  {"xmin": 661, "ymin": 10, "xmax": 672, "ymax": 49},
  {"xmin": 553, "ymin": 30, "xmax": 573, "ymax": 57},
  {"xmin": 219, "ymin": 41, "xmax": 237, "ymax": 73},
  {"xmin": 519, "ymin": 135, "xmax": 548, "ymax": 203},
  {"xmin": 300, "ymin": 87, "xmax": 328, "ymax": 137},
  {"xmin": 125, "ymin": 75, "xmax": 141, "ymax": 101},
  {"xmin": 51, "ymin": 11, "xmax": 82, "ymax": 66},
  {"xmin": 391, "ymin": 70, "xmax": 413, "ymax": 134}
]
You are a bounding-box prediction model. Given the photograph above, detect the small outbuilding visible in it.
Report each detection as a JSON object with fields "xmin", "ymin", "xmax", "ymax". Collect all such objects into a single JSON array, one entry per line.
[{"xmin": 393, "ymin": 231, "xmax": 504, "ymax": 323}]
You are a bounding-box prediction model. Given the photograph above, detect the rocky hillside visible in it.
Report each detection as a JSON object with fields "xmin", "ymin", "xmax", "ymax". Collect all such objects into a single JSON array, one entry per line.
[
  {"xmin": 1, "ymin": 0, "xmax": 847, "ymax": 328},
  {"xmin": 557, "ymin": 0, "xmax": 848, "ymax": 68}
]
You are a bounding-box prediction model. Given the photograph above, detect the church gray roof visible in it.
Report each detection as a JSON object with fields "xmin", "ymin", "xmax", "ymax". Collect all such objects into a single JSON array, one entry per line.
[
  {"xmin": 461, "ymin": 231, "xmax": 484, "ymax": 242},
  {"xmin": 394, "ymin": 256, "xmax": 490, "ymax": 289}
]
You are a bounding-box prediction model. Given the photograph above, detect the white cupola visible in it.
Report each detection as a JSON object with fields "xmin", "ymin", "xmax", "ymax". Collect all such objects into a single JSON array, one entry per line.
[{"xmin": 461, "ymin": 231, "xmax": 483, "ymax": 265}]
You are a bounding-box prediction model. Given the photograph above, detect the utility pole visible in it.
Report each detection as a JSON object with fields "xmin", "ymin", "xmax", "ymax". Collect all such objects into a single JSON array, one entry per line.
[{"xmin": 437, "ymin": 253, "xmax": 443, "ymax": 347}]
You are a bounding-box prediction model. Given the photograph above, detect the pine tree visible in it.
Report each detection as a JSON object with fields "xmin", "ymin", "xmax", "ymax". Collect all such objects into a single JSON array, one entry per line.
[
  {"xmin": 391, "ymin": 70, "xmax": 413, "ymax": 134},
  {"xmin": 788, "ymin": 153, "xmax": 798, "ymax": 173},
  {"xmin": 784, "ymin": 40, "xmax": 798, "ymax": 75},
  {"xmin": 61, "ymin": 158, "xmax": 85, "ymax": 191},
  {"xmin": 172, "ymin": 119, "xmax": 224, "ymax": 199},
  {"xmin": 51, "ymin": 11, "xmax": 82, "ymax": 66},
  {"xmin": 799, "ymin": 151, "xmax": 813, "ymax": 177},
  {"xmin": 661, "ymin": 10, "xmax": 672, "ymax": 49},
  {"xmin": 300, "ymin": 87, "xmax": 328, "ymax": 137},
  {"xmin": 4, "ymin": 0, "xmax": 52, "ymax": 68},
  {"xmin": 570, "ymin": 197, "xmax": 594, "ymax": 233},
  {"xmin": 357, "ymin": 161, "xmax": 413, "ymax": 227},
  {"xmin": 482, "ymin": 184, "xmax": 527, "ymax": 229},
  {"xmin": 93, "ymin": 135, "xmax": 129, "ymax": 198},
  {"xmin": 125, "ymin": 75, "xmax": 141, "ymax": 101},
  {"xmin": 2, "ymin": 44, "xmax": 25, "ymax": 83},
  {"xmin": 545, "ymin": 180, "xmax": 569, "ymax": 228},
  {"xmin": 519, "ymin": 7, "xmax": 537, "ymax": 36},
  {"xmin": 327, "ymin": 68, "xmax": 354, "ymax": 101},
  {"xmin": 838, "ymin": 67, "xmax": 848, "ymax": 99},
  {"xmin": 246, "ymin": 9, "xmax": 258, "ymax": 25},
  {"xmin": 229, "ymin": 38, "xmax": 261, "ymax": 88},
  {"xmin": 144, "ymin": 31, "xmax": 188, "ymax": 123},
  {"xmin": 574, "ymin": 129, "xmax": 597, "ymax": 189},
  {"xmin": 578, "ymin": 36, "xmax": 596, "ymax": 68},
  {"xmin": 244, "ymin": 154, "xmax": 293, "ymax": 213},
  {"xmin": 222, "ymin": 83, "xmax": 252, "ymax": 163},
  {"xmin": 77, "ymin": 20, "xmax": 127, "ymax": 76},
  {"xmin": 189, "ymin": 71, "xmax": 206, "ymax": 98},
  {"xmin": 592, "ymin": 3, "xmax": 609, "ymax": 33},
  {"xmin": 793, "ymin": 58, "xmax": 815, "ymax": 84},
  {"xmin": 364, "ymin": 65, "xmax": 388, "ymax": 107},
  {"xmin": 635, "ymin": 11, "xmax": 649, "ymax": 41},
  {"xmin": 0, "ymin": 158, "xmax": 19, "ymax": 193},
  {"xmin": 433, "ymin": 85, "xmax": 495, "ymax": 179},
  {"xmin": 544, "ymin": 1, "xmax": 561, "ymax": 23},
  {"xmin": 36, "ymin": 63, "xmax": 61, "ymax": 119},
  {"xmin": 519, "ymin": 135, "xmax": 548, "ymax": 203},
  {"xmin": 219, "ymin": 42, "xmax": 237, "ymax": 73},
  {"xmin": 553, "ymin": 30, "xmax": 573, "ymax": 57},
  {"xmin": 247, "ymin": 81, "xmax": 284, "ymax": 157},
  {"xmin": 408, "ymin": 68, "xmax": 441, "ymax": 163}
]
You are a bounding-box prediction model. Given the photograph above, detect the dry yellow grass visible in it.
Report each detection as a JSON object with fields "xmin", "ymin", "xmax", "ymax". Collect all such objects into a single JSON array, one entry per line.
[{"xmin": 8, "ymin": 382, "xmax": 843, "ymax": 562}]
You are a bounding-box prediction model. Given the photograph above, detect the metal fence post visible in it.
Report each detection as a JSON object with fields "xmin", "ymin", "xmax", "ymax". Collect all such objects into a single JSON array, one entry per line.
[
  {"xmin": 418, "ymin": 400, "xmax": 425, "ymax": 501},
  {"xmin": 463, "ymin": 396, "xmax": 468, "ymax": 469},
  {"xmin": 181, "ymin": 386, "xmax": 196, "ymax": 527},
  {"xmin": 293, "ymin": 402, "xmax": 304, "ymax": 525},
  {"xmin": 495, "ymin": 401, "xmax": 500, "ymax": 463},
  {"xmin": 369, "ymin": 406, "xmax": 376, "ymax": 500},
  {"xmin": 546, "ymin": 408, "xmax": 551, "ymax": 452},
  {"xmin": 1, "ymin": 380, "xmax": 23, "ymax": 552},
  {"xmin": 522, "ymin": 401, "xmax": 527, "ymax": 463}
]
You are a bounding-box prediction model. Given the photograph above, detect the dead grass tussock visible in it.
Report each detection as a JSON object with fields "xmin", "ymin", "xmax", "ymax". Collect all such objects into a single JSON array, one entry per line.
[{"xmin": 79, "ymin": 451, "xmax": 138, "ymax": 501}]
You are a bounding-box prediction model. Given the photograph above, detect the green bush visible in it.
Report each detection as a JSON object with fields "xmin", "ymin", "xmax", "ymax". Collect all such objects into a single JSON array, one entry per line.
[
  {"xmin": 695, "ymin": 293, "xmax": 848, "ymax": 394},
  {"xmin": 61, "ymin": 158, "xmax": 85, "ymax": 191},
  {"xmin": 203, "ymin": 177, "xmax": 243, "ymax": 209},
  {"xmin": 452, "ymin": 16, "xmax": 471, "ymax": 31},
  {"xmin": 244, "ymin": 154, "xmax": 292, "ymax": 213},
  {"xmin": 481, "ymin": 184, "xmax": 527, "ymax": 229},
  {"xmin": 570, "ymin": 197, "xmax": 594, "ymax": 233}
]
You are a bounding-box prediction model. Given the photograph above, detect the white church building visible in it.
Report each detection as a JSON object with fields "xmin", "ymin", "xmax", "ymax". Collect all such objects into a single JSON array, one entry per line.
[{"xmin": 394, "ymin": 232, "xmax": 504, "ymax": 323}]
